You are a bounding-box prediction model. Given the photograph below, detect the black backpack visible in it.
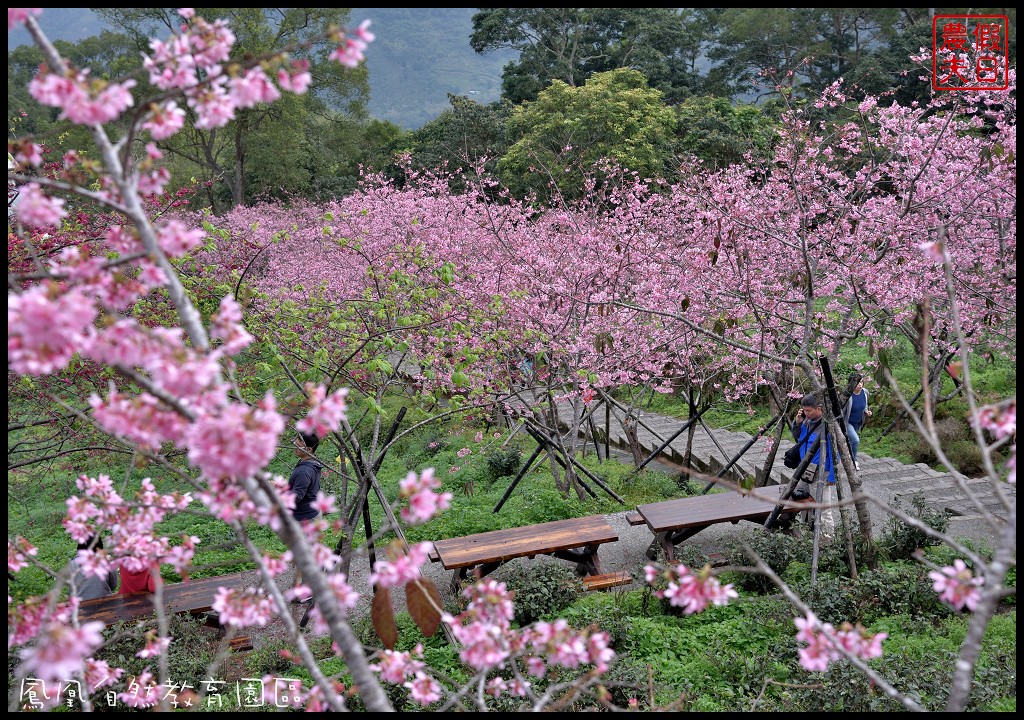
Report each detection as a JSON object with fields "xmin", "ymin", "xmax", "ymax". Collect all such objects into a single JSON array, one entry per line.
[{"xmin": 783, "ymin": 421, "xmax": 819, "ymax": 469}]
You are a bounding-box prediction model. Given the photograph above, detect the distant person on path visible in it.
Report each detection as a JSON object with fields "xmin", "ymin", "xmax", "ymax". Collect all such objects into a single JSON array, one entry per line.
[
  {"xmin": 69, "ymin": 536, "xmax": 119, "ymax": 600},
  {"xmin": 842, "ymin": 373, "xmax": 871, "ymax": 470},
  {"xmin": 790, "ymin": 392, "xmax": 835, "ymax": 498},
  {"xmin": 119, "ymin": 559, "xmax": 159, "ymax": 595},
  {"xmin": 289, "ymin": 430, "xmax": 324, "ymax": 603}
]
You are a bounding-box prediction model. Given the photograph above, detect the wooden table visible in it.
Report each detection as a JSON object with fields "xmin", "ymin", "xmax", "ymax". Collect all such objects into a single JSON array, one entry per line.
[
  {"xmin": 77, "ymin": 571, "xmax": 251, "ymax": 626},
  {"xmin": 636, "ymin": 485, "xmax": 788, "ymax": 561},
  {"xmin": 430, "ymin": 515, "xmax": 619, "ymax": 594}
]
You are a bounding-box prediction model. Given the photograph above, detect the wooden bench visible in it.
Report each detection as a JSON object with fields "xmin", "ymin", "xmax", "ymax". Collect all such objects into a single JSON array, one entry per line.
[
  {"xmin": 581, "ymin": 571, "xmax": 633, "ymax": 591},
  {"xmin": 430, "ymin": 515, "xmax": 619, "ymax": 595},
  {"xmin": 78, "ymin": 571, "xmax": 251, "ymax": 627},
  {"xmin": 635, "ymin": 485, "xmax": 788, "ymax": 562}
]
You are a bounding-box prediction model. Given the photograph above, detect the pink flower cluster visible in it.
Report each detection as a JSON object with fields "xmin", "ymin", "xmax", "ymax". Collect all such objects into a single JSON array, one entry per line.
[
  {"xmin": 135, "ymin": 631, "xmax": 171, "ymax": 658},
  {"xmin": 14, "ymin": 183, "xmax": 66, "ymax": 227},
  {"xmin": 929, "ymin": 559, "xmax": 985, "ymax": 612},
  {"xmin": 63, "ymin": 474, "xmax": 192, "ymax": 578},
  {"xmin": 329, "ymin": 20, "xmax": 374, "ymax": 68},
  {"xmin": 119, "ymin": 670, "xmax": 161, "ymax": 709},
  {"xmin": 29, "ymin": 69, "xmax": 136, "ymax": 125},
  {"xmin": 296, "ymin": 383, "xmax": 349, "ymax": 438},
  {"xmin": 793, "ymin": 614, "xmax": 887, "ymax": 672},
  {"xmin": 306, "ymin": 572, "xmax": 361, "ymax": 635},
  {"xmin": 8, "ymin": 284, "xmax": 97, "ymax": 375},
  {"xmin": 644, "ymin": 562, "xmax": 738, "ymax": 614},
  {"xmin": 368, "ymin": 542, "xmax": 433, "ymax": 589},
  {"xmin": 8, "ymin": 8, "xmax": 42, "ymax": 29},
  {"xmin": 8, "ymin": 536, "xmax": 38, "ymax": 573},
  {"xmin": 398, "ymin": 468, "xmax": 453, "ymax": 525},
  {"xmin": 212, "ymin": 586, "xmax": 276, "ymax": 627},
  {"xmin": 210, "ymin": 294, "xmax": 253, "ymax": 355},
  {"xmin": 526, "ymin": 619, "xmax": 614, "ymax": 674},
  {"xmin": 973, "ymin": 401, "xmax": 1016, "ymax": 484},
  {"xmin": 436, "ymin": 577, "xmax": 615, "ymax": 695},
  {"xmin": 185, "ymin": 393, "xmax": 285, "ymax": 480},
  {"xmin": 367, "ymin": 645, "xmax": 442, "ymax": 705},
  {"xmin": 19, "ymin": 620, "xmax": 105, "ymax": 684}
]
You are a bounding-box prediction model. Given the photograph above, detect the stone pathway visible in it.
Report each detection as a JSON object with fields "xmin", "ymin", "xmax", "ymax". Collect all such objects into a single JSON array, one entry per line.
[{"xmin": 552, "ymin": 399, "xmax": 1013, "ymax": 548}]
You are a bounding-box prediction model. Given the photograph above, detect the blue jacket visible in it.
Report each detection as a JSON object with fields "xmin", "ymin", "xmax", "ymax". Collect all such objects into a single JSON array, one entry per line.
[
  {"xmin": 288, "ymin": 459, "xmax": 323, "ymax": 521},
  {"xmin": 790, "ymin": 418, "xmax": 836, "ymax": 483}
]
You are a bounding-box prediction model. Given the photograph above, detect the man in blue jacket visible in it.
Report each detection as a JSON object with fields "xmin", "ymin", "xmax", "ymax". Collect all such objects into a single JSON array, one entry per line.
[{"xmin": 790, "ymin": 393, "xmax": 835, "ymax": 499}]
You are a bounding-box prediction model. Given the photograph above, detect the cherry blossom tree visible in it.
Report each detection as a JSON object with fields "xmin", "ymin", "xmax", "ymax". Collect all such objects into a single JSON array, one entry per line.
[{"xmin": 7, "ymin": 6, "xmax": 1014, "ymax": 712}]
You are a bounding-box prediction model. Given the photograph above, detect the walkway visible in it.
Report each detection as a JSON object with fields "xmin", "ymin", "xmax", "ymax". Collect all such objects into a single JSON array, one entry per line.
[{"xmin": 552, "ymin": 399, "xmax": 1014, "ymax": 547}]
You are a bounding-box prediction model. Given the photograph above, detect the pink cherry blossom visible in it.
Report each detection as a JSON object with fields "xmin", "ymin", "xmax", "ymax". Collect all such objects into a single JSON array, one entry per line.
[
  {"xmin": 9, "ymin": 8, "xmax": 42, "ymax": 29},
  {"xmin": 142, "ymin": 100, "xmax": 187, "ymax": 139},
  {"xmin": 8, "ymin": 536, "xmax": 38, "ymax": 573},
  {"xmin": 368, "ymin": 542, "xmax": 432, "ymax": 589},
  {"xmin": 646, "ymin": 562, "xmax": 738, "ymax": 614},
  {"xmin": 793, "ymin": 614, "xmax": 887, "ymax": 672},
  {"xmin": 8, "ymin": 285, "xmax": 97, "ymax": 375},
  {"xmin": 370, "ymin": 646, "xmax": 425, "ymax": 684},
  {"xmin": 929, "ymin": 559, "xmax": 985, "ymax": 612},
  {"xmin": 19, "ymin": 620, "xmax": 105, "ymax": 684},
  {"xmin": 155, "ymin": 219, "xmax": 205, "ymax": 257},
  {"xmin": 296, "ymin": 383, "xmax": 348, "ymax": 437},
  {"xmin": 120, "ymin": 670, "xmax": 161, "ymax": 708},
  {"xmin": 230, "ymin": 65, "xmax": 281, "ymax": 108},
  {"xmin": 14, "ymin": 183, "xmax": 66, "ymax": 228},
  {"xmin": 185, "ymin": 393, "xmax": 284, "ymax": 480},
  {"xmin": 136, "ymin": 633, "xmax": 171, "ymax": 658},
  {"xmin": 404, "ymin": 672, "xmax": 442, "ymax": 705},
  {"xmin": 211, "ymin": 294, "xmax": 254, "ymax": 355},
  {"xmin": 212, "ymin": 586, "xmax": 275, "ymax": 627},
  {"xmin": 277, "ymin": 58, "xmax": 312, "ymax": 93},
  {"xmin": 84, "ymin": 658, "xmax": 124, "ymax": 690},
  {"xmin": 398, "ymin": 468, "xmax": 452, "ymax": 524}
]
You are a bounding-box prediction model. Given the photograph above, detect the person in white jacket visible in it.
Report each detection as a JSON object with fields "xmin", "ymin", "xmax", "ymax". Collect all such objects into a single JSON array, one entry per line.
[{"xmin": 842, "ymin": 373, "xmax": 872, "ymax": 470}]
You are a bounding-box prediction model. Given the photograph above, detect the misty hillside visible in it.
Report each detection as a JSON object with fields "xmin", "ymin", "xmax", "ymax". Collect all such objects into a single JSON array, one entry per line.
[{"xmin": 9, "ymin": 7, "xmax": 514, "ymax": 130}]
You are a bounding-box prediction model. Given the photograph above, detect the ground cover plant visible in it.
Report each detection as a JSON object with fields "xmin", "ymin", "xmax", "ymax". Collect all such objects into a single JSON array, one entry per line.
[{"xmin": 8, "ymin": 7, "xmax": 1015, "ymax": 713}]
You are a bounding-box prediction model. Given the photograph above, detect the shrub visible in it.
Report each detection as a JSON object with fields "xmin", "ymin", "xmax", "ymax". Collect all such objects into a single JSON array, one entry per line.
[
  {"xmin": 944, "ymin": 440, "xmax": 986, "ymax": 476},
  {"xmin": 880, "ymin": 492, "xmax": 949, "ymax": 561},
  {"xmin": 726, "ymin": 530, "xmax": 807, "ymax": 595},
  {"xmin": 492, "ymin": 561, "xmax": 585, "ymax": 625},
  {"xmin": 934, "ymin": 416, "xmax": 967, "ymax": 445},
  {"xmin": 485, "ymin": 446, "xmax": 522, "ymax": 480},
  {"xmin": 245, "ymin": 637, "xmax": 301, "ymax": 677},
  {"xmin": 93, "ymin": 613, "xmax": 219, "ymax": 689}
]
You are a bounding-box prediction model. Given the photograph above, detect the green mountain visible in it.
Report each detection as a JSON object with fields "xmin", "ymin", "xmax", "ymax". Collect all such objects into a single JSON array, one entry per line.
[
  {"xmin": 352, "ymin": 8, "xmax": 514, "ymax": 129},
  {"xmin": 9, "ymin": 7, "xmax": 513, "ymax": 130}
]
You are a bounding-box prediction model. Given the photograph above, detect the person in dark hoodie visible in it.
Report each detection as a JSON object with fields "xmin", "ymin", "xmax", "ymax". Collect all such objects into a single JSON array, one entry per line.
[{"xmin": 288, "ymin": 430, "xmax": 323, "ymax": 602}]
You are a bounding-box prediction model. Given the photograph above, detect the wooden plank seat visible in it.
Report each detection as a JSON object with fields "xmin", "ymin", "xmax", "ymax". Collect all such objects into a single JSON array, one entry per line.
[
  {"xmin": 636, "ymin": 485, "xmax": 788, "ymax": 562},
  {"xmin": 430, "ymin": 515, "xmax": 619, "ymax": 595},
  {"xmin": 581, "ymin": 571, "xmax": 633, "ymax": 591},
  {"xmin": 77, "ymin": 571, "xmax": 251, "ymax": 627},
  {"xmin": 625, "ymin": 510, "xmax": 645, "ymax": 526},
  {"xmin": 228, "ymin": 635, "xmax": 253, "ymax": 652}
]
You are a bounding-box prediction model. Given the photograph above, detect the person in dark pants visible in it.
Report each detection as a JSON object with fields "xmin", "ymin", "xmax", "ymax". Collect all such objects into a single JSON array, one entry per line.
[{"xmin": 288, "ymin": 430, "xmax": 323, "ymax": 602}]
